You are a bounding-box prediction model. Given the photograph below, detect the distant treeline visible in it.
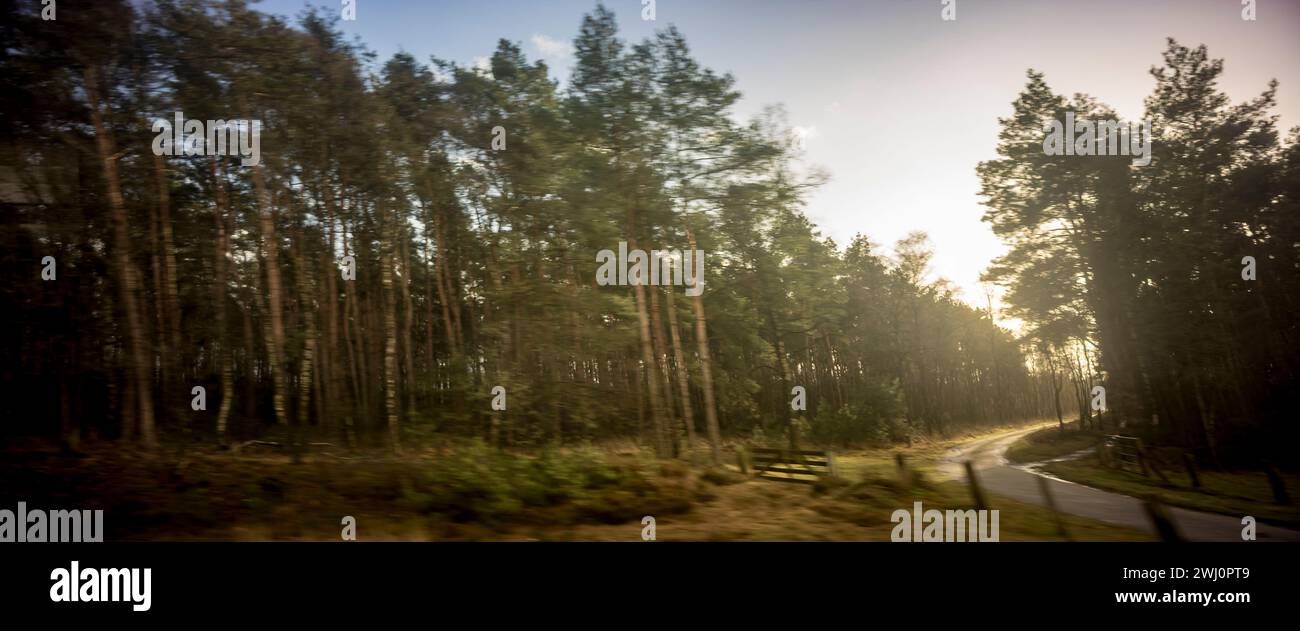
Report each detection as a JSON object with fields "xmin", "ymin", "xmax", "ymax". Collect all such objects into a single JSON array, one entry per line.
[{"xmin": 5, "ymin": 1, "xmax": 1067, "ymax": 459}]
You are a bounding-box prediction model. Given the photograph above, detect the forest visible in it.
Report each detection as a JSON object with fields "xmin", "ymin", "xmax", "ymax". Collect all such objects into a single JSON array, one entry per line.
[
  {"xmin": 1, "ymin": 0, "xmax": 1295, "ymax": 476},
  {"xmin": 1, "ymin": 0, "xmax": 1063, "ymax": 464}
]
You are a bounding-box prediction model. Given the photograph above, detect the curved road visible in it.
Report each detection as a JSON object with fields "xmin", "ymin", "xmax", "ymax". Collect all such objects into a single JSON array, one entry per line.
[{"xmin": 939, "ymin": 423, "xmax": 1300, "ymax": 541}]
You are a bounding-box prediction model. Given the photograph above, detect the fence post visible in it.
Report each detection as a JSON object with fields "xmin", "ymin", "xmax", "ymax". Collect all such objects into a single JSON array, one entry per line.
[
  {"xmin": 1264, "ymin": 464, "xmax": 1290, "ymax": 505},
  {"xmin": 895, "ymin": 453, "xmax": 910, "ymax": 486},
  {"xmin": 736, "ymin": 447, "xmax": 749, "ymax": 475},
  {"xmin": 1136, "ymin": 439, "xmax": 1151, "ymax": 477},
  {"xmin": 1036, "ymin": 475, "xmax": 1069, "ymax": 539},
  {"xmin": 1182, "ymin": 452, "xmax": 1201, "ymax": 489},
  {"xmin": 964, "ymin": 460, "xmax": 988, "ymax": 512},
  {"xmin": 1142, "ymin": 496, "xmax": 1183, "ymax": 542},
  {"xmin": 1137, "ymin": 440, "xmax": 1169, "ymax": 483}
]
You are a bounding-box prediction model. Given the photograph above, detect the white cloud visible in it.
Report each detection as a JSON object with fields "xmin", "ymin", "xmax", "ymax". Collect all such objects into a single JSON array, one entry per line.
[
  {"xmin": 530, "ymin": 34, "xmax": 573, "ymax": 65},
  {"xmin": 472, "ymin": 56, "xmax": 492, "ymax": 74}
]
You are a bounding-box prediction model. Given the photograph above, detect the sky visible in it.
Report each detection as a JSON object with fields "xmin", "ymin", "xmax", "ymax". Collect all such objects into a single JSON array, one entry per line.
[{"xmin": 253, "ymin": 0, "xmax": 1300, "ymax": 320}]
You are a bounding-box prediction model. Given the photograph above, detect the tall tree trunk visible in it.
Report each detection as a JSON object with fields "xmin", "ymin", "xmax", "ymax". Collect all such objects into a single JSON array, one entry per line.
[
  {"xmin": 765, "ymin": 306, "xmax": 796, "ymax": 449},
  {"xmin": 340, "ymin": 224, "xmax": 361, "ymax": 446},
  {"xmin": 321, "ymin": 180, "xmax": 344, "ymax": 440},
  {"xmin": 293, "ymin": 202, "xmax": 316, "ymax": 463},
  {"xmin": 211, "ymin": 159, "xmax": 234, "ymax": 443},
  {"xmin": 440, "ymin": 214, "xmax": 463, "ymax": 354},
  {"xmin": 249, "ymin": 151, "xmax": 290, "ymax": 429},
  {"xmin": 380, "ymin": 201, "xmax": 402, "ymax": 453},
  {"xmin": 629, "ymin": 245, "xmax": 668, "ymax": 457},
  {"xmin": 152, "ymin": 153, "xmax": 183, "ymax": 396},
  {"xmin": 84, "ymin": 65, "xmax": 156, "ymax": 448},
  {"xmin": 687, "ymin": 229, "xmax": 722, "ymax": 464},
  {"xmin": 424, "ymin": 199, "xmax": 460, "ymax": 358},
  {"xmin": 423, "ymin": 230, "xmax": 436, "ymax": 379},
  {"xmin": 648, "ymin": 284, "xmax": 677, "ymax": 454},
  {"xmin": 399, "ymin": 226, "xmax": 416, "ymax": 412},
  {"xmin": 149, "ymin": 187, "xmax": 167, "ymax": 425},
  {"xmin": 241, "ymin": 276, "xmax": 258, "ymax": 424},
  {"xmin": 664, "ymin": 285, "xmax": 697, "ymax": 460},
  {"xmin": 1045, "ymin": 348, "xmax": 1065, "ymax": 431}
]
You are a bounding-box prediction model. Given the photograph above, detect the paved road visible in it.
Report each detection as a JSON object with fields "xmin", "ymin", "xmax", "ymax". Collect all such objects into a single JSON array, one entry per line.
[{"xmin": 938, "ymin": 423, "xmax": 1300, "ymax": 542}]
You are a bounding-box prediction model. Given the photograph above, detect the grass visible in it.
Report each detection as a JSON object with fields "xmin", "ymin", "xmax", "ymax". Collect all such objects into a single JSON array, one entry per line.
[
  {"xmin": 1042, "ymin": 455, "xmax": 1300, "ymax": 528},
  {"xmin": 1004, "ymin": 425, "xmax": 1101, "ymax": 464},
  {"xmin": 554, "ymin": 464, "xmax": 1151, "ymax": 541},
  {"xmin": 0, "ymin": 425, "xmax": 1153, "ymax": 541},
  {"xmin": 0, "ymin": 440, "xmax": 699, "ymax": 540}
]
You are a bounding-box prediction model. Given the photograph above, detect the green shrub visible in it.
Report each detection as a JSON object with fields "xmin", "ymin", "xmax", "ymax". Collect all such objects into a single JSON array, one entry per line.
[
  {"xmin": 399, "ymin": 443, "xmax": 673, "ymax": 526},
  {"xmin": 806, "ymin": 381, "xmax": 905, "ymax": 447},
  {"xmin": 808, "ymin": 404, "xmax": 888, "ymax": 446}
]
